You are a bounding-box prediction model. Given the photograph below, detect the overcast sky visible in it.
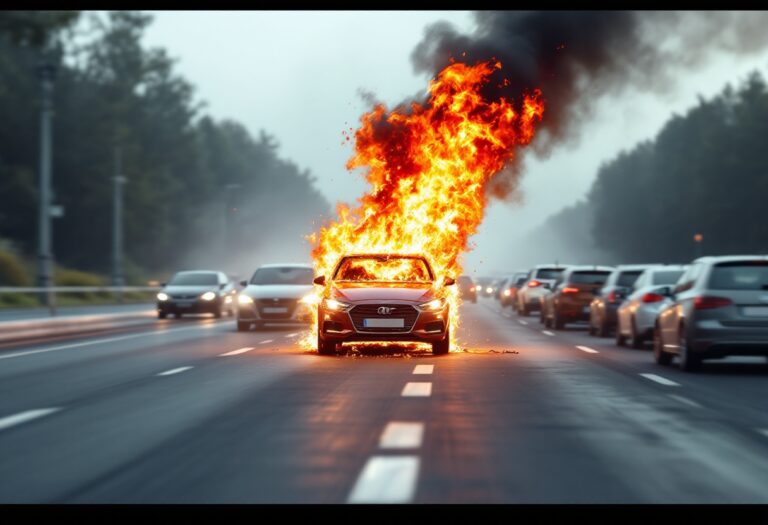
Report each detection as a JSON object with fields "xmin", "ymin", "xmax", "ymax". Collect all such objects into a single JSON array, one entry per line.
[{"xmin": 143, "ymin": 11, "xmax": 768, "ymax": 274}]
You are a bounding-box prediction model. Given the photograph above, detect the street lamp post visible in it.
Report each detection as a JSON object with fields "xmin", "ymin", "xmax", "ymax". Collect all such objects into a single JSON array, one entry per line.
[
  {"xmin": 36, "ymin": 48, "xmax": 57, "ymax": 314},
  {"xmin": 693, "ymin": 233, "xmax": 704, "ymax": 258},
  {"xmin": 112, "ymin": 146, "xmax": 127, "ymax": 302}
]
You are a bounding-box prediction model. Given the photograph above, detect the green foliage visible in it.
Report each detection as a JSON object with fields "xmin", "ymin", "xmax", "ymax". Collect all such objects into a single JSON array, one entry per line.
[
  {"xmin": 0, "ymin": 249, "xmax": 31, "ymax": 285},
  {"xmin": 53, "ymin": 266, "xmax": 106, "ymax": 286}
]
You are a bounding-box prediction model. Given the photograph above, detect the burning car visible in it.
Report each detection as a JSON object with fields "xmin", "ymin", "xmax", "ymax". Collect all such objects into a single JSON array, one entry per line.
[{"xmin": 313, "ymin": 254, "xmax": 454, "ymax": 356}]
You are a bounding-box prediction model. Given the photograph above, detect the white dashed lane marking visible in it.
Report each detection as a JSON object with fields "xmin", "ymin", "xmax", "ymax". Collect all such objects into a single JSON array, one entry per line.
[
  {"xmin": 157, "ymin": 366, "xmax": 193, "ymax": 376},
  {"xmin": 0, "ymin": 408, "xmax": 61, "ymax": 432},
  {"xmin": 412, "ymin": 364, "xmax": 434, "ymax": 375},
  {"xmin": 518, "ymin": 320, "xmax": 528, "ymax": 325},
  {"xmin": 401, "ymin": 382, "xmax": 432, "ymax": 397},
  {"xmin": 639, "ymin": 373, "xmax": 680, "ymax": 387},
  {"xmin": 379, "ymin": 422, "xmax": 425, "ymax": 449},
  {"xmin": 347, "ymin": 456, "xmax": 420, "ymax": 503},
  {"xmin": 219, "ymin": 347, "xmax": 254, "ymax": 356},
  {"xmin": 285, "ymin": 333, "xmax": 299, "ymax": 338},
  {"xmin": 668, "ymin": 394, "xmax": 702, "ymax": 408},
  {"xmin": 542, "ymin": 330, "xmax": 555, "ymax": 336},
  {"xmin": 259, "ymin": 339, "xmax": 274, "ymax": 345},
  {"xmin": 576, "ymin": 345, "xmax": 599, "ymax": 354}
]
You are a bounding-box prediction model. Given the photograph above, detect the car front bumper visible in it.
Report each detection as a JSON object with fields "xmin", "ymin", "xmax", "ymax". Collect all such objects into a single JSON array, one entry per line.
[{"xmin": 319, "ymin": 304, "xmax": 448, "ymax": 344}]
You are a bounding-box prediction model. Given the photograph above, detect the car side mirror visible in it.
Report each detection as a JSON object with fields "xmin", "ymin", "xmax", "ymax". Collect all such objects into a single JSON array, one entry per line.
[
  {"xmin": 313, "ymin": 275, "xmax": 326, "ymax": 286},
  {"xmin": 444, "ymin": 277, "xmax": 456, "ymax": 286},
  {"xmin": 239, "ymin": 280, "xmax": 248, "ymax": 287},
  {"xmin": 219, "ymin": 283, "xmax": 227, "ymax": 290}
]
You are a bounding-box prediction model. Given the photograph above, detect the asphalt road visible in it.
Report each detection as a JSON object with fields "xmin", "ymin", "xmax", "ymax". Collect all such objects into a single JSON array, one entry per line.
[{"xmin": 2, "ymin": 300, "xmax": 768, "ymax": 503}]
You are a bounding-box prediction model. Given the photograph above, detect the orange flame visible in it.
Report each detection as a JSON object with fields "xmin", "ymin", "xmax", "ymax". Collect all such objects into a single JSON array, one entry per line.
[{"xmin": 304, "ymin": 60, "xmax": 544, "ymax": 350}]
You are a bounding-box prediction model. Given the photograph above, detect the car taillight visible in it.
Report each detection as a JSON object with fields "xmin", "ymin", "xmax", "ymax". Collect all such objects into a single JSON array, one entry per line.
[
  {"xmin": 528, "ymin": 280, "xmax": 541, "ymax": 288},
  {"xmin": 641, "ymin": 293, "xmax": 665, "ymax": 303},
  {"xmin": 607, "ymin": 290, "xmax": 617, "ymax": 303},
  {"xmin": 562, "ymin": 287, "xmax": 579, "ymax": 294},
  {"xmin": 694, "ymin": 296, "xmax": 733, "ymax": 310},
  {"xmin": 504, "ymin": 289, "xmax": 512, "ymax": 296}
]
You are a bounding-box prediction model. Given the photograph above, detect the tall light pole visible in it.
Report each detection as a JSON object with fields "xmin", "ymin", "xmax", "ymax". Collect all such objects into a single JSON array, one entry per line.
[
  {"xmin": 693, "ymin": 233, "xmax": 704, "ymax": 259},
  {"xmin": 36, "ymin": 45, "xmax": 57, "ymax": 313},
  {"xmin": 112, "ymin": 146, "xmax": 127, "ymax": 300}
]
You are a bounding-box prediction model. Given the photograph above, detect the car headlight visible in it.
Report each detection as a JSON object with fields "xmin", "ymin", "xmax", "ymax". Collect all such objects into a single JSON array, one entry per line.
[
  {"xmin": 238, "ymin": 294, "xmax": 254, "ymax": 305},
  {"xmin": 157, "ymin": 292, "xmax": 169, "ymax": 301},
  {"xmin": 299, "ymin": 293, "xmax": 321, "ymax": 305},
  {"xmin": 200, "ymin": 291, "xmax": 217, "ymax": 301},
  {"xmin": 323, "ymin": 298, "xmax": 352, "ymax": 311},
  {"xmin": 418, "ymin": 298, "xmax": 445, "ymax": 311}
]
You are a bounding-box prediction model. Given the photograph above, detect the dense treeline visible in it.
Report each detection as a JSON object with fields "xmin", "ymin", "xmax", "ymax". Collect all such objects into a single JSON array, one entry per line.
[
  {"xmin": 530, "ymin": 70, "xmax": 768, "ymax": 265},
  {"xmin": 0, "ymin": 12, "xmax": 330, "ymax": 283}
]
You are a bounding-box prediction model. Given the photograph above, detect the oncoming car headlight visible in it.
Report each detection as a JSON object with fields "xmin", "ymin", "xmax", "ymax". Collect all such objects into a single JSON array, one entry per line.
[
  {"xmin": 238, "ymin": 294, "xmax": 254, "ymax": 305},
  {"xmin": 418, "ymin": 298, "xmax": 445, "ymax": 311},
  {"xmin": 157, "ymin": 292, "xmax": 169, "ymax": 301},
  {"xmin": 200, "ymin": 291, "xmax": 217, "ymax": 301},
  {"xmin": 323, "ymin": 298, "xmax": 352, "ymax": 312}
]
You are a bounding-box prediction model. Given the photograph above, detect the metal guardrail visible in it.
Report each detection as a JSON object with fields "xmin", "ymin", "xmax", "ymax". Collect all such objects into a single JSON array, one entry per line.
[{"xmin": 0, "ymin": 286, "xmax": 161, "ymax": 317}]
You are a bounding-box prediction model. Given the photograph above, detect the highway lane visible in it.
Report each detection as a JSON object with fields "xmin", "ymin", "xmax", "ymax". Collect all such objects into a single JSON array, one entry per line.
[{"xmin": 2, "ymin": 304, "xmax": 768, "ymax": 502}]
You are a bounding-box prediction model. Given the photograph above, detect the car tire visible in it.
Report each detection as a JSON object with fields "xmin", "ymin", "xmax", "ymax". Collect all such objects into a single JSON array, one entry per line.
[
  {"xmin": 158, "ymin": 311, "xmax": 167, "ymax": 319},
  {"xmin": 588, "ymin": 320, "xmax": 596, "ymax": 336},
  {"xmin": 214, "ymin": 307, "xmax": 222, "ymax": 319},
  {"xmin": 629, "ymin": 317, "xmax": 645, "ymax": 349},
  {"xmin": 237, "ymin": 321, "xmax": 251, "ymax": 332},
  {"xmin": 520, "ymin": 304, "xmax": 529, "ymax": 316},
  {"xmin": 317, "ymin": 333, "xmax": 337, "ymax": 356},
  {"xmin": 615, "ymin": 324, "xmax": 626, "ymax": 347},
  {"xmin": 553, "ymin": 310, "xmax": 565, "ymax": 330},
  {"xmin": 173, "ymin": 312, "xmax": 182, "ymax": 319},
  {"xmin": 653, "ymin": 325, "xmax": 673, "ymax": 365},
  {"xmin": 678, "ymin": 325, "xmax": 701, "ymax": 372},
  {"xmin": 597, "ymin": 319, "xmax": 609, "ymax": 338},
  {"xmin": 432, "ymin": 329, "xmax": 450, "ymax": 355}
]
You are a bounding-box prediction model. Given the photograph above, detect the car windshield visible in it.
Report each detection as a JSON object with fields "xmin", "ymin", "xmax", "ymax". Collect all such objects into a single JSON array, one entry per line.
[
  {"xmin": 571, "ymin": 271, "xmax": 611, "ymax": 285},
  {"xmin": 334, "ymin": 256, "xmax": 433, "ymax": 282},
  {"xmin": 617, "ymin": 271, "xmax": 643, "ymax": 287},
  {"xmin": 515, "ymin": 277, "xmax": 528, "ymax": 286},
  {"xmin": 250, "ymin": 267, "xmax": 314, "ymax": 285},
  {"xmin": 537, "ymin": 268, "xmax": 564, "ymax": 280},
  {"xmin": 168, "ymin": 272, "xmax": 219, "ymax": 286},
  {"xmin": 652, "ymin": 270, "xmax": 684, "ymax": 285},
  {"xmin": 708, "ymin": 262, "xmax": 768, "ymax": 290}
]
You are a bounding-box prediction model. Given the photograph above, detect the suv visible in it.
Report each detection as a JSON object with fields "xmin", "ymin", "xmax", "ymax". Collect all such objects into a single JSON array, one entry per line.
[
  {"xmin": 516, "ymin": 265, "xmax": 569, "ymax": 316},
  {"xmin": 654, "ymin": 256, "xmax": 768, "ymax": 371},
  {"xmin": 542, "ymin": 266, "xmax": 614, "ymax": 329},
  {"xmin": 314, "ymin": 254, "xmax": 454, "ymax": 356},
  {"xmin": 589, "ymin": 264, "xmax": 657, "ymax": 337}
]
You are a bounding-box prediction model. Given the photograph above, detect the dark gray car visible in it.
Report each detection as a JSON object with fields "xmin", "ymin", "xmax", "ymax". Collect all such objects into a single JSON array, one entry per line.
[
  {"xmin": 654, "ymin": 255, "xmax": 768, "ymax": 371},
  {"xmin": 157, "ymin": 270, "xmax": 236, "ymax": 319},
  {"xmin": 589, "ymin": 264, "xmax": 657, "ymax": 337}
]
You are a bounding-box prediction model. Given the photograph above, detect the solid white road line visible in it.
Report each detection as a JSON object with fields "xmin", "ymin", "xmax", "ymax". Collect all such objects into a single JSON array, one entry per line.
[
  {"xmin": 259, "ymin": 339, "xmax": 274, "ymax": 345},
  {"xmin": 219, "ymin": 347, "xmax": 254, "ymax": 356},
  {"xmin": 401, "ymin": 382, "xmax": 432, "ymax": 397},
  {"xmin": 518, "ymin": 320, "xmax": 528, "ymax": 325},
  {"xmin": 412, "ymin": 364, "xmax": 434, "ymax": 375},
  {"xmin": 379, "ymin": 422, "xmax": 425, "ymax": 449},
  {"xmin": 639, "ymin": 373, "xmax": 680, "ymax": 387},
  {"xmin": 0, "ymin": 324, "xmax": 218, "ymax": 361},
  {"xmin": 285, "ymin": 333, "xmax": 298, "ymax": 338},
  {"xmin": 576, "ymin": 345, "xmax": 599, "ymax": 354},
  {"xmin": 542, "ymin": 330, "xmax": 555, "ymax": 336},
  {"xmin": 347, "ymin": 456, "xmax": 420, "ymax": 503},
  {"xmin": 0, "ymin": 408, "xmax": 61, "ymax": 431},
  {"xmin": 668, "ymin": 394, "xmax": 702, "ymax": 408},
  {"xmin": 157, "ymin": 366, "xmax": 193, "ymax": 376}
]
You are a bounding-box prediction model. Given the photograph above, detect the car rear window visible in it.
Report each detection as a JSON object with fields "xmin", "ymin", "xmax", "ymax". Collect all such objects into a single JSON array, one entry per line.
[
  {"xmin": 617, "ymin": 271, "xmax": 643, "ymax": 287},
  {"xmin": 570, "ymin": 271, "xmax": 611, "ymax": 285},
  {"xmin": 168, "ymin": 272, "xmax": 218, "ymax": 285},
  {"xmin": 708, "ymin": 262, "xmax": 768, "ymax": 290},
  {"xmin": 536, "ymin": 268, "xmax": 564, "ymax": 280},
  {"xmin": 251, "ymin": 267, "xmax": 314, "ymax": 285},
  {"xmin": 652, "ymin": 270, "xmax": 684, "ymax": 285}
]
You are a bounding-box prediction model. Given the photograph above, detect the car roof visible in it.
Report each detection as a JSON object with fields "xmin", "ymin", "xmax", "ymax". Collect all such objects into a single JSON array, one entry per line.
[
  {"xmin": 692, "ymin": 255, "xmax": 768, "ymax": 264},
  {"xmin": 565, "ymin": 265, "xmax": 616, "ymax": 272},
  {"xmin": 257, "ymin": 263, "xmax": 313, "ymax": 269},
  {"xmin": 613, "ymin": 264, "xmax": 661, "ymax": 271},
  {"xmin": 532, "ymin": 264, "xmax": 570, "ymax": 269},
  {"xmin": 644, "ymin": 264, "xmax": 688, "ymax": 272},
  {"xmin": 174, "ymin": 270, "xmax": 222, "ymax": 274}
]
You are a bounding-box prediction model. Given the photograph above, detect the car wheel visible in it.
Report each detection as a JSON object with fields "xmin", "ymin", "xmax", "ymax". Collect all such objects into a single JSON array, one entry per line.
[
  {"xmin": 615, "ymin": 324, "xmax": 626, "ymax": 347},
  {"xmin": 237, "ymin": 321, "xmax": 251, "ymax": 332},
  {"xmin": 173, "ymin": 312, "xmax": 182, "ymax": 319},
  {"xmin": 653, "ymin": 325, "xmax": 673, "ymax": 365},
  {"xmin": 432, "ymin": 329, "xmax": 450, "ymax": 355},
  {"xmin": 678, "ymin": 325, "xmax": 701, "ymax": 372},
  {"xmin": 597, "ymin": 319, "xmax": 609, "ymax": 338},
  {"xmin": 629, "ymin": 317, "xmax": 645, "ymax": 349},
  {"xmin": 588, "ymin": 319, "xmax": 596, "ymax": 336},
  {"xmin": 553, "ymin": 310, "xmax": 565, "ymax": 330},
  {"xmin": 213, "ymin": 307, "xmax": 223, "ymax": 319},
  {"xmin": 158, "ymin": 311, "xmax": 167, "ymax": 319},
  {"xmin": 520, "ymin": 304, "xmax": 529, "ymax": 316},
  {"xmin": 317, "ymin": 333, "xmax": 337, "ymax": 356}
]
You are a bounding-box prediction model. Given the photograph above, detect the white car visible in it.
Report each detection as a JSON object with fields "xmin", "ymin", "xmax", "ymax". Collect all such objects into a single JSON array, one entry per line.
[
  {"xmin": 236, "ymin": 263, "xmax": 315, "ymax": 331},
  {"xmin": 516, "ymin": 264, "xmax": 569, "ymax": 316},
  {"xmin": 615, "ymin": 265, "xmax": 688, "ymax": 348}
]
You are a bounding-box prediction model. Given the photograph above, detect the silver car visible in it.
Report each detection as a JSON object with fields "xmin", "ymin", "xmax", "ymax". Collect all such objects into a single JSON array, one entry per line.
[
  {"xmin": 654, "ymin": 256, "xmax": 768, "ymax": 371},
  {"xmin": 237, "ymin": 263, "xmax": 315, "ymax": 331},
  {"xmin": 615, "ymin": 265, "xmax": 687, "ymax": 348},
  {"xmin": 516, "ymin": 264, "xmax": 569, "ymax": 316}
]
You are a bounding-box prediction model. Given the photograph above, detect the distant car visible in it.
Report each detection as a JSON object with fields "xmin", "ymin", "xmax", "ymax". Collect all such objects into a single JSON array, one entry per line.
[
  {"xmin": 589, "ymin": 265, "xmax": 658, "ymax": 337},
  {"xmin": 483, "ymin": 279, "xmax": 501, "ymax": 297},
  {"xmin": 499, "ymin": 272, "xmax": 529, "ymax": 308},
  {"xmin": 654, "ymin": 256, "xmax": 768, "ymax": 371},
  {"xmin": 237, "ymin": 264, "xmax": 315, "ymax": 331},
  {"xmin": 314, "ymin": 254, "xmax": 453, "ymax": 356},
  {"xmin": 615, "ymin": 265, "xmax": 687, "ymax": 348},
  {"xmin": 156, "ymin": 270, "xmax": 236, "ymax": 319},
  {"xmin": 517, "ymin": 265, "xmax": 569, "ymax": 316},
  {"xmin": 543, "ymin": 266, "xmax": 614, "ymax": 329},
  {"xmin": 458, "ymin": 275, "xmax": 477, "ymax": 303}
]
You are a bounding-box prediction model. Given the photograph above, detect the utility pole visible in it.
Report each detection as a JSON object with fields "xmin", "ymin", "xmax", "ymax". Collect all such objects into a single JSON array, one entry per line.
[
  {"xmin": 36, "ymin": 44, "xmax": 57, "ymax": 315},
  {"xmin": 112, "ymin": 146, "xmax": 127, "ymax": 302}
]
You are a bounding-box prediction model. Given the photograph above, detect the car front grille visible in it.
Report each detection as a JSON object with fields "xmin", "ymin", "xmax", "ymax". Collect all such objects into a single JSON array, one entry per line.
[
  {"xmin": 257, "ymin": 298, "xmax": 297, "ymax": 319},
  {"xmin": 171, "ymin": 294, "xmax": 198, "ymax": 300},
  {"xmin": 349, "ymin": 304, "xmax": 419, "ymax": 333}
]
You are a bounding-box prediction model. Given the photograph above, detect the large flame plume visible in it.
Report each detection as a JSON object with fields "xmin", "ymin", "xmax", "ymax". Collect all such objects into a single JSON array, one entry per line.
[{"xmin": 305, "ymin": 60, "xmax": 544, "ymax": 350}]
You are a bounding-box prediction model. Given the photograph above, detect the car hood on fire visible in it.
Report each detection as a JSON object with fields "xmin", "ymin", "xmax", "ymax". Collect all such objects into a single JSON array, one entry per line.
[
  {"xmin": 242, "ymin": 283, "xmax": 314, "ymax": 299},
  {"xmin": 331, "ymin": 282, "xmax": 434, "ymax": 303}
]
